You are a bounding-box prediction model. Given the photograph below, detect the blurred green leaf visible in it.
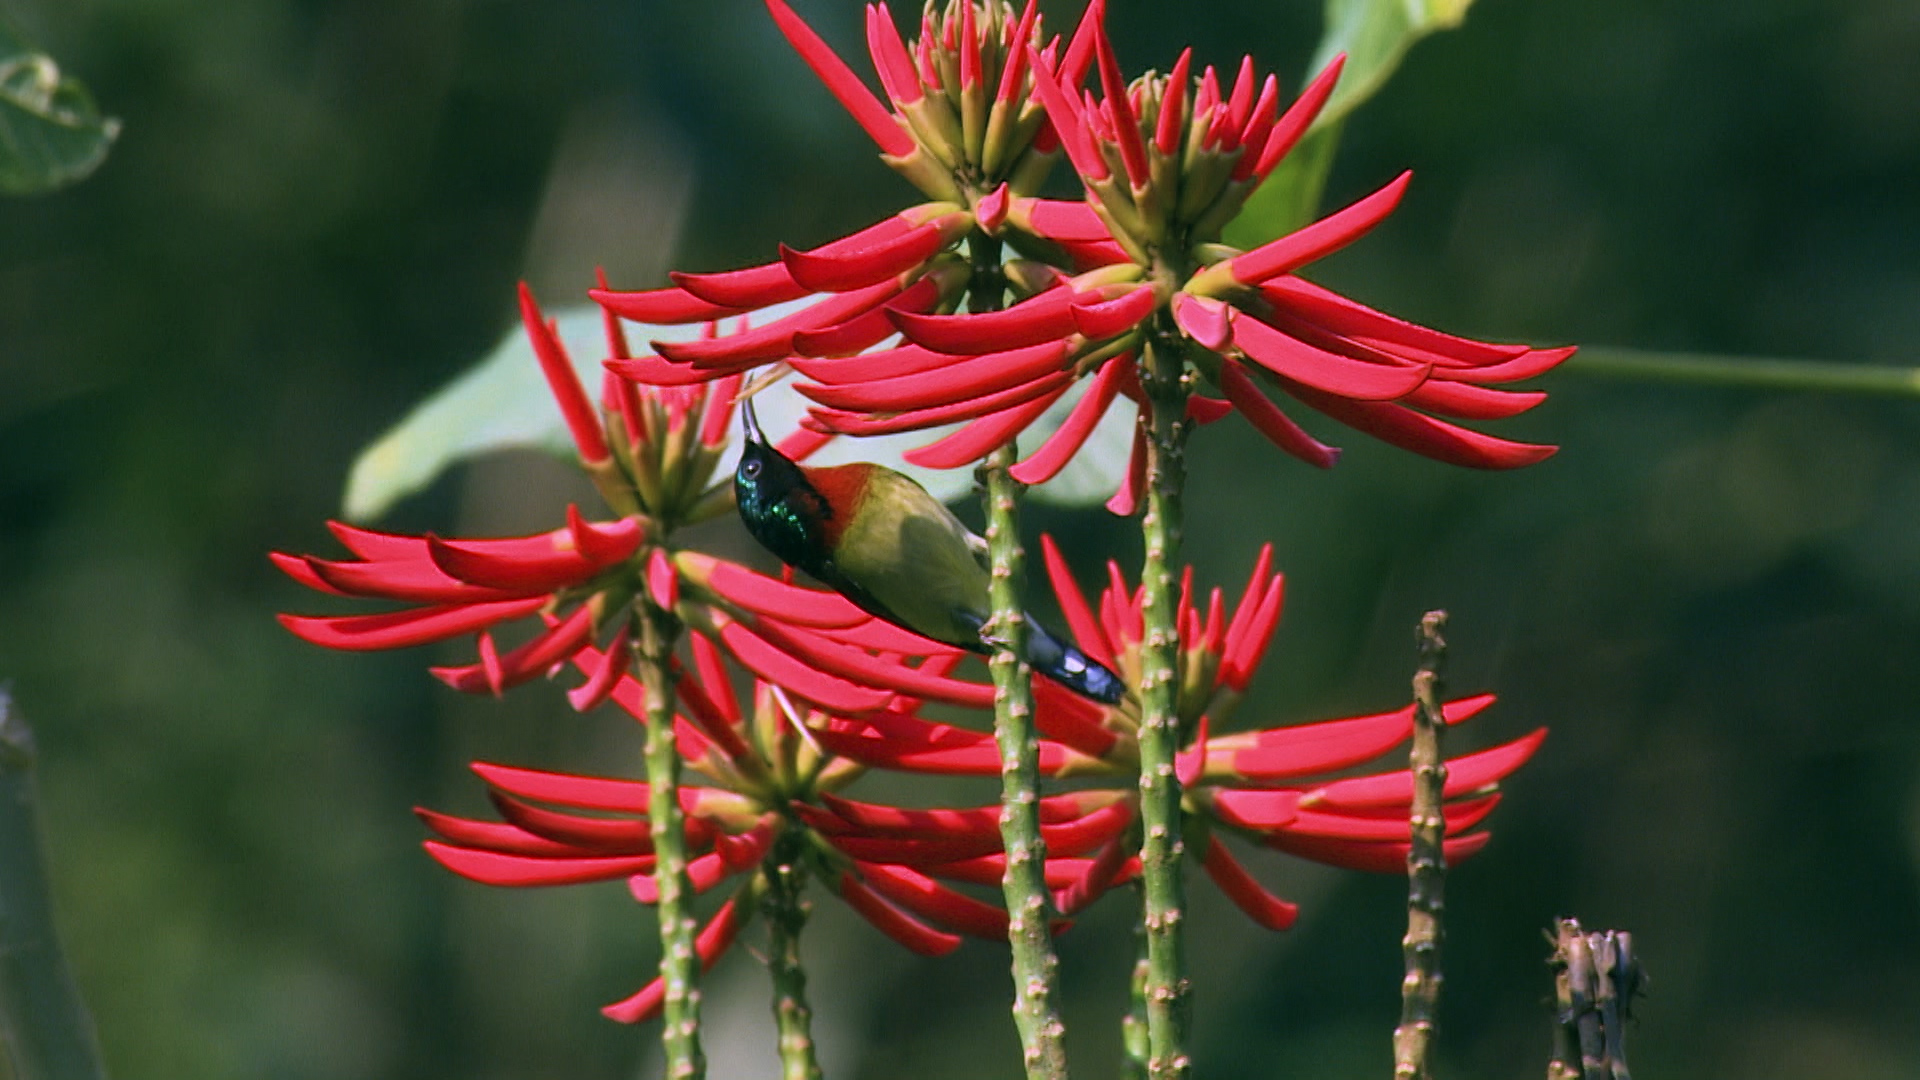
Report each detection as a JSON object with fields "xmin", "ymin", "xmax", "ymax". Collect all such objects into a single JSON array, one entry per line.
[
  {"xmin": 0, "ymin": 15, "xmax": 118, "ymax": 196},
  {"xmin": 344, "ymin": 302, "xmax": 1135, "ymax": 521},
  {"xmin": 1224, "ymin": 0, "xmax": 1476, "ymax": 246}
]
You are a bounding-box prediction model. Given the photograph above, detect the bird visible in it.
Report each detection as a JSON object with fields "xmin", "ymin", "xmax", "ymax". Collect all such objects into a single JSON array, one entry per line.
[{"xmin": 733, "ymin": 397, "xmax": 1127, "ymax": 705}]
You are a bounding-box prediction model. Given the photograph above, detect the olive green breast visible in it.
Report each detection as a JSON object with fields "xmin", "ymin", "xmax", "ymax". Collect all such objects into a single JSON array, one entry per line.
[{"xmin": 829, "ymin": 468, "xmax": 990, "ymax": 649}]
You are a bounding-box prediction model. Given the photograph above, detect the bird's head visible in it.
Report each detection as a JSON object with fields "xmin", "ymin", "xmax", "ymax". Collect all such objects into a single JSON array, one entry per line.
[{"xmin": 735, "ymin": 396, "xmax": 827, "ymax": 568}]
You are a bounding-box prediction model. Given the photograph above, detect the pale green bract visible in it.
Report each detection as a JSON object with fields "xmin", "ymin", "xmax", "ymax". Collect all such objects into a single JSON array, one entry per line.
[
  {"xmin": 1225, "ymin": 0, "xmax": 1479, "ymax": 245},
  {"xmin": 0, "ymin": 16, "xmax": 118, "ymax": 196}
]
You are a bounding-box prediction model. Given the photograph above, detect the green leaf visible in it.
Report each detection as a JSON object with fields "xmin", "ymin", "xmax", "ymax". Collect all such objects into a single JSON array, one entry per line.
[
  {"xmin": 1224, "ymin": 0, "xmax": 1476, "ymax": 246},
  {"xmin": 0, "ymin": 15, "xmax": 118, "ymax": 196},
  {"xmin": 342, "ymin": 300, "xmax": 1138, "ymax": 522}
]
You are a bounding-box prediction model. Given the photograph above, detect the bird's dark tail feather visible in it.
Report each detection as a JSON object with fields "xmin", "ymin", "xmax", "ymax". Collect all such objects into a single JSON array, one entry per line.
[{"xmin": 1024, "ymin": 619, "xmax": 1127, "ymax": 706}]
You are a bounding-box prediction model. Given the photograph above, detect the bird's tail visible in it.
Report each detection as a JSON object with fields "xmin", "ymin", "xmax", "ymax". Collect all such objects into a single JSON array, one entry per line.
[{"xmin": 1024, "ymin": 618, "xmax": 1127, "ymax": 705}]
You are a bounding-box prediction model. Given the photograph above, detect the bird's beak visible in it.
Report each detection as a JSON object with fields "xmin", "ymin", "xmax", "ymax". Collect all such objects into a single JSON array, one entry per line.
[{"xmin": 739, "ymin": 394, "xmax": 766, "ymax": 446}]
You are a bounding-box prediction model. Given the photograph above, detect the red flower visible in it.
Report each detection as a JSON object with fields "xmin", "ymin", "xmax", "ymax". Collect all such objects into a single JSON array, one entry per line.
[
  {"xmin": 792, "ymin": 20, "xmax": 1573, "ymax": 491},
  {"xmin": 807, "ymin": 538, "xmax": 1545, "ymax": 928},
  {"xmin": 419, "ymin": 641, "xmax": 1132, "ymax": 1022},
  {"xmin": 277, "ymin": 285, "xmax": 985, "ymax": 710},
  {"xmin": 587, "ymin": 1, "xmax": 1110, "ymax": 390}
]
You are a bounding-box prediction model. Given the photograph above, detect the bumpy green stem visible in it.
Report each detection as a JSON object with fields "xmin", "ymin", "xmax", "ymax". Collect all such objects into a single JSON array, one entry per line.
[
  {"xmin": 970, "ymin": 233, "xmax": 1071, "ymax": 1080},
  {"xmin": 983, "ymin": 442, "xmax": 1070, "ymax": 1080},
  {"xmin": 1394, "ymin": 612, "xmax": 1449, "ymax": 1080},
  {"xmin": 760, "ymin": 841, "xmax": 822, "ymax": 1080},
  {"xmin": 0, "ymin": 691, "xmax": 110, "ymax": 1080},
  {"xmin": 637, "ymin": 602, "xmax": 705, "ymax": 1080},
  {"xmin": 1136, "ymin": 323, "xmax": 1193, "ymax": 1080}
]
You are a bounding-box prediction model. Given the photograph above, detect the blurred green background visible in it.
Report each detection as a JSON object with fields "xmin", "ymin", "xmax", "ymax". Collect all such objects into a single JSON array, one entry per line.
[{"xmin": 4, "ymin": 0, "xmax": 1918, "ymax": 1077}]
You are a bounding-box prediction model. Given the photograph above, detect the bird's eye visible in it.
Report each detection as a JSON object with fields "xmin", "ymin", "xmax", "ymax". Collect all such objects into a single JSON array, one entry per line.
[{"xmin": 742, "ymin": 460, "xmax": 762, "ymax": 479}]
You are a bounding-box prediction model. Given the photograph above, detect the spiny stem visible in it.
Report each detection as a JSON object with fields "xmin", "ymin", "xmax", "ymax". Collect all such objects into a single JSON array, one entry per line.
[
  {"xmin": 1394, "ymin": 611, "xmax": 1449, "ymax": 1080},
  {"xmin": 1136, "ymin": 323, "xmax": 1193, "ymax": 1080},
  {"xmin": 972, "ymin": 232, "xmax": 1071, "ymax": 1080},
  {"xmin": 760, "ymin": 840, "xmax": 822, "ymax": 1080},
  {"xmin": 0, "ymin": 690, "xmax": 110, "ymax": 1080},
  {"xmin": 636, "ymin": 601, "xmax": 705, "ymax": 1080}
]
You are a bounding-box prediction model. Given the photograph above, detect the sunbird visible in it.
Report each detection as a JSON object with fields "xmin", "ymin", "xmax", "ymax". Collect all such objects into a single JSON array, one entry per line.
[{"xmin": 733, "ymin": 398, "xmax": 1126, "ymax": 705}]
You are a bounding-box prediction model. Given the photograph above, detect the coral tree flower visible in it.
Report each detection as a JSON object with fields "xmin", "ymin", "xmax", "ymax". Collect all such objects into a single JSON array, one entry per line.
[
  {"xmin": 800, "ymin": 19, "xmax": 1574, "ymax": 491},
  {"xmin": 418, "ymin": 640, "xmax": 1132, "ymax": 1022},
  {"xmin": 275, "ymin": 285, "xmax": 986, "ymax": 712},
  {"xmin": 808, "ymin": 536, "xmax": 1546, "ymax": 929},
  {"xmin": 588, "ymin": 1, "xmax": 1110, "ymax": 389}
]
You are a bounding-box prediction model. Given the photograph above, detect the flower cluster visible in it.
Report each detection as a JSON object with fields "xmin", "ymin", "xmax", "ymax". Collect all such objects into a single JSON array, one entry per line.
[
  {"xmin": 593, "ymin": 1, "xmax": 1571, "ymax": 505},
  {"xmin": 276, "ymin": 286, "xmax": 986, "ymax": 711},
  {"xmin": 419, "ymin": 637, "xmax": 1132, "ymax": 1021}
]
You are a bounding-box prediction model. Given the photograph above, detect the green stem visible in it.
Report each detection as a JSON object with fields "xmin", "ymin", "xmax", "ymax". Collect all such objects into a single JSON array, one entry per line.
[
  {"xmin": 1135, "ymin": 323, "xmax": 1193, "ymax": 1080},
  {"xmin": 971, "ymin": 231, "xmax": 1070, "ymax": 1080},
  {"xmin": 1564, "ymin": 347, "xmax": 1920, "ymax": 398},
  {"xmin": 636, "ymin": 603, "xmax": 705, "ymax": 1080},
  {"xmin": 0, "ymin": 690, "xmax": 110, "ymax": 1080},
  {"xmin": 1394, "ymin": 612, "xmax": 1449, "ymax": 1080},
  {"xmin": 759, "ymin": 839, "xmax": 822, "ymax": 1080},
  {"xmin": 983, "ymin": 442, "xmax": 1070, "ymax": 1080}
]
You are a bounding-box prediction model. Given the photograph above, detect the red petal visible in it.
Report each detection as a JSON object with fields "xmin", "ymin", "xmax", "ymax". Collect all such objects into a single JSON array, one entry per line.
[
  {"xmin": 423, "ymin": 841, "xmax": 653, "ymax": 887},
  {"xmin": 1263, "ymin": 830, "xmax": 1491, "ymax": 874},
  {"xmin": 471, "ymin": 761, "xmax": 651, "ymax": 812},
  {"xmin": 1071, "ymin": 284, "xmax": 1158, "ymax": 341},
  {"xmin": 519, "ymin": 283, "xmax": 610, "ymax": 463},
  {"xmin": 718, "ymin": 619, "xmax": 897, "ymax": 713},
  {"xmin": 669, "ymin": 261, "xmax": 806, "ymax": 309},
  {"xmin": 1032, "ymin": 676, "xmax": 1121, "ymax": 758},
  {"xmin": 415, "ymin": 809, "xmax": 585, "ymax": 858},
  {"xmin": 1401, "ymin": 380, "xmax": 1547, "ymax": 420},
  {"xmin": 854, "ymin": 862, "xmax": 1008, "ymax": 939},
  {"xmin": 1252, "ymin": 54, "xmax": 1344, "ymax": 178},
  {"xmin": 489, "ymin": 793, "xmax": 654, "ymax": 853},
  {"xmin": 277, "ymin": 598, "xmax": 545, "ymax": 651},
  {"xmin": 901, "ymin": 383, "xmax": 1069, "ymax": 469},
  {"xmin": 764, "ymin": 0, "xmax": 915, "ymax": 156},
  {"xmin": 1279, "ymin": 381, "xmax": 1558, "ymax": 470},
  {"xmin": 654, "ymin": 280, "xmax": 905, "ymax": 367},
  {"xmin": 792, "ymin": 276, "xmax": 943, "ymax": 358},
  {"xmin": 1153, "ymin": 48, "xmax": 1192, "ymax": 156},
  {"xmin": 1227, "ymin": 171, "xmax": 1410, "ymax": 286},
  {"xmin": 781, "ymin": 216, "xmax": 957, "ymax": 293},
  {"xmin": 1303, "ymin": 729, "xmax": 1547, "ymax": 811},
  {"xmin": 1259, "ymin": 275, "xmax": 1525, "ymax": 366},
  {"xmin": 602, "ymin": 897, "xmax": 747, "ymax": 1023},
  {"xmin": 836, "ymin": 872, "xmax": 963, "ymax": 956},
  {"xmin": 750, "ymin": 620, "xmax": 992, "ymax": 706},
  {"xmin": 1230, "ymin": 310, "xmax": 1429, "ymax": 400},
  {"xmin": 1105, "ymin": 422, "xmax": 1147, "ymax": 516},
  {"xmin": 1013, "ymin": 198, "xmax": 1110, "ymax": 242},
  {"xmin": 808, "ymin": 369, "xmax": 1074, "ymax": 437},
  {"xmin": 431, "ymin": 604, "xmax": 596, "ymax": 693},
  {"xmin": 695, "ymin": 555, "xmax": 867, "ymax": 629},
  {"xmin": 889, "ymin": 288, "xmax": 1076, "ymax": 354},
  {"xmin": 1011, "ymin": 353, "xmax": 1128, "ymax": 485},
  {"xmin": 866, "ymin": 3, "xmax": 922, "ymax": 107},
  {"xmin": 590, "ymin": 285, "xmax": 747, "ymax": 325},
  {"xmin": 1218, "ymin": 362, "xmax": 1340, "ymax": 469},
  {"xmin": 1201, "ymin": 837, "xmax": 1298, "ymax": 930},
  {"xmin": 1037, "ymin": 534, "xmax": 1118, "ymax": 669}
]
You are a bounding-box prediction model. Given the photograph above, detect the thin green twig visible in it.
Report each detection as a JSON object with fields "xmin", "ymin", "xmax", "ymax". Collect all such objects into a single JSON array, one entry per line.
[{"xmin": 1564, "ymin": 347, "xmax": 1920, "ymax": 398}]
